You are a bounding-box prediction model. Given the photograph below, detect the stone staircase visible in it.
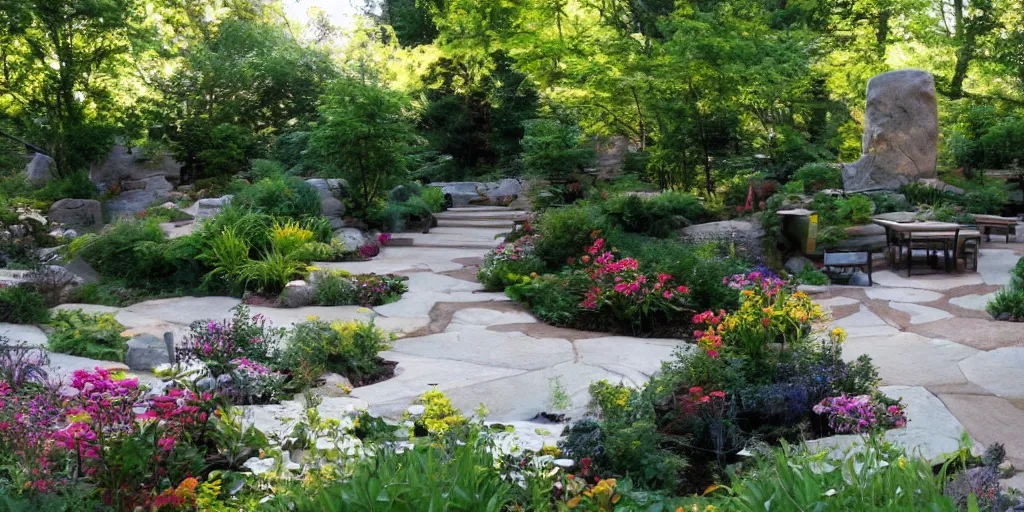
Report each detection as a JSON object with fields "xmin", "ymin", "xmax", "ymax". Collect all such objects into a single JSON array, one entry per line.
[{"xmin": 390, "ymin": 206, "xmax": 525, "ymax": 250}]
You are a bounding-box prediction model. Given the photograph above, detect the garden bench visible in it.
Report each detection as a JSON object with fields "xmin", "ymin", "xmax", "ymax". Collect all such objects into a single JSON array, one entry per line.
[
  {"xmin": 972, "ymin": 214, "xmax": 1018, "ymax": 243},
  {"xmin": 823, "ymin": 249, "xmax": 873, "ymax": 286}
]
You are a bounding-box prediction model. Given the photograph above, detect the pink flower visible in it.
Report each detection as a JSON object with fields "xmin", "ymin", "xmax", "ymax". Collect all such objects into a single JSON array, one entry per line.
[
  {"xmin": 675, "ymin": 285, "xmax": 689, "ymax": 294},
  {"xmin": 710, "ymin": 391, "xmax": 726, "ymax": 399},
  {"xmin": 688, "ymin": 386, "xmax": 703, "ymax": 395},
  {"xmin": 158, "ymin": 436, "xmax": 175, "ymax": 451},
  {"xmin": 706, "ymin": 349, "xmax": 720, "ymax": 358},
  {"xmin": 663, "ymin": 291, "xmax": 672, "ymax": 299}
]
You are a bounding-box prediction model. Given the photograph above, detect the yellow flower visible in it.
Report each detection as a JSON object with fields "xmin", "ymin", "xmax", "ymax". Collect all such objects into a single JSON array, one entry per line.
[
  {"xmin": 830, "ymin": 327, "xmax": 847, "ymax": 344},
  {"xmin": 357, "ymin": 307, "xmax": 371, "ymax": 313},
  {"xmin": 898, "ymin": 455, "xmax": 906, "ymax": 469}
]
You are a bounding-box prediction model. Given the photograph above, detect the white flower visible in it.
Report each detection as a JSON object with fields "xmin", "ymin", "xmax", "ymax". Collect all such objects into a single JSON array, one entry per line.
[{"xmin": 823, "ymin": 489, "xmax": 837, "ymax": 497}]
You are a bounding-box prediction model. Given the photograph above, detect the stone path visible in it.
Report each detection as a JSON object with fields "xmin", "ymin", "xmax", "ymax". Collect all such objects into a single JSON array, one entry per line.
[{"xmin": 810, "ymin": 243, "xmax": 1024, "ymax": 483}]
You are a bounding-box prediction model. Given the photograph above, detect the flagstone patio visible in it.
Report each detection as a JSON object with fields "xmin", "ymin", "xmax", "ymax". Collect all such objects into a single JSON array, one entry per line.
[{"xmin": 3, "ymin": 209, "xmax": 1023, "ymax": 483}]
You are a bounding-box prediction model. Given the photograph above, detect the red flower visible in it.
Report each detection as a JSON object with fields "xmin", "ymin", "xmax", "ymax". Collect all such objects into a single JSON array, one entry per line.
[
  {"xmin": 688, "ymin": 386, "xmax": 703, "ymax": 395},
  {"xmin": 710, "ymin": 391, "xmax": 726, "ymax": 399},
  {"xmin": 707, "ymin": 349, "xmax": 720, "ymax": 358}
]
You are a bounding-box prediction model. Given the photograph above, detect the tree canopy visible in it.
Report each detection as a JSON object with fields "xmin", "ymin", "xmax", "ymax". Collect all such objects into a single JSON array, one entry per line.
[{"xmin": 0, "ymin": 0, "xmax": 1022, "ymax": 192}]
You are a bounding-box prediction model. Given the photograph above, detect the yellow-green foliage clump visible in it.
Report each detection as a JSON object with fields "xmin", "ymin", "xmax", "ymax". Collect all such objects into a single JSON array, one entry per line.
[{"xmin": 414, "ymin": 388, "xmax": 467, "ymax": 435}]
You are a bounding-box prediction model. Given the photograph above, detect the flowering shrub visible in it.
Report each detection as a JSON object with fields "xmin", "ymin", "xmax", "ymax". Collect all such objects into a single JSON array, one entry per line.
[
  {"xmin": 176, "ymin": 305, "xmax": 285, "ymax": 376},
  {"xmin": 693, "ymin": 271, "xmax": 823, "ymax": 360},
  {"xmin": 47, "ymin": 309, "xmax": 130, "ymax": 362},
  {"xmin": 377, "ymin": 232, "xmax": 392, "ymax": 245},
  {"xmin": 357, "ymin": 242, "xmax": 380, "ymax": 258},
  {"xmin": 813, "ymin": 394, "xmax": 907, "ymax": 434},
  {"xmin": 0, "ymin": 366, "xmax": 221, "ymax": 508},
  {"xmin": 351, "ymin": 274, "xmax": 408, "ymax": 306},
  {"xmin": 309, "ymin": 269, "xmax": 407, "ymax": 306},
  {"xmin": 477, "ymin": 233, "xmax": 546, "ymax": 291},
  {"xmin": 576, "ymin": 238, "xmax": 692, "ymax": 334}
]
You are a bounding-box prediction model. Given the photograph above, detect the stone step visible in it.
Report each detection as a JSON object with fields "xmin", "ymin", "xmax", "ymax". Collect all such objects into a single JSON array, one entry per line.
[
  {"xmin": 434, "ymin": 211, "xmax": 525, "ymax": 221},
  {"xmin": 445, "ymin": 206, "xmax": 514, "ymax": 213},
  {"xmin": 436, "ymin": 220, "xmax": 516, "ymax": 229},
  {"xmin": 410, "ymin": 241, "xmax": 499, "ymax": 249}
]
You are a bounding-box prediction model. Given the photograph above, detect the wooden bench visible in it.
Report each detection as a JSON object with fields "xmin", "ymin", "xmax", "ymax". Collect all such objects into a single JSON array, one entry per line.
[
  {"xmin": 824, "ymin": 249, "xmax": 873, "ymax": 286},
  {"xmin": 972, "ymin": 215, "xmax": 1018, "ymax": 243}
]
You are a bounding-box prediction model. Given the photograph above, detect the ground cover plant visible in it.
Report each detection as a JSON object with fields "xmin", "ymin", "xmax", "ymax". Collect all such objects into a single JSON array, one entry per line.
[{"xmin": 46, "ymin": 309, "xmax": 130, "ymax": 362}]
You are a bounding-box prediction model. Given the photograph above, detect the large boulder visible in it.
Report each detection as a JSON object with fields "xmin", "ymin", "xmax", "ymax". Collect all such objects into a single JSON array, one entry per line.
[
  {"xmin": 592, "ymin": 135, "xmax": 629, "ymax": 180},
  {"xmin": 429, "ymin": 179, "xmax": 523, "ymax": 207},
  {"xmin": 842, "ymin": 69, "xmax": 939, "ymax": 192},
  {"xmin": 95, "ymin": 145, "xmax": 179, "ymax": 216},
  {"xmin": 26, "ymin": 153, "xmax": 56, "ymax": 187},
  {"xmin": 193, "ymin": 195, "xmax": 233, "ymax": 219},
  {"xmin": 334, "ymin": 227, "xmax": 367, "ymax": 250},
  {"xmin": 49, "ymin": 199, "xmax": 103, "ymax": 230},
  {"xmin": 125, "ymin": 334, "xmax": 172, "ymax": 371},
  {"xmin": 306, "ymin": 178, "xmax": 347, "ymax": 228}
]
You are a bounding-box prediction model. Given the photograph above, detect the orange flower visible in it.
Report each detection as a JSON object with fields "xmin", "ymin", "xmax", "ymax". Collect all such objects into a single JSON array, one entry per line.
[{"xmin": 567, "ymin": 496, "xmax": 581, "ymax": 508}]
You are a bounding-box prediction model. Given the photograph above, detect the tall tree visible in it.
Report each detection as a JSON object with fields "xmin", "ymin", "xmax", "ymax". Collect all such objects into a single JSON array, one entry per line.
[{"xmin": 0, "ymin": 0, "xmax": 145, "ymax": 175}]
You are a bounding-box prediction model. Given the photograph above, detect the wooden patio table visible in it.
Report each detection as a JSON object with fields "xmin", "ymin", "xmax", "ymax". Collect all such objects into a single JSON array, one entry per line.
[{"xmin": 871, "ymin": 218, "xmax": 962, "ymax": 277}]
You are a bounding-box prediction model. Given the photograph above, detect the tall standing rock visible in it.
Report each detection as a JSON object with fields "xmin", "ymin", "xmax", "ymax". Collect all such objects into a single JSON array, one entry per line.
[
  {"xmin": 26, "ymin": 153, "xmax": 56, "ymax": 187},
  {"xmin": 842, "ymin": 69, "xmax": 939, "ymax": 192}
]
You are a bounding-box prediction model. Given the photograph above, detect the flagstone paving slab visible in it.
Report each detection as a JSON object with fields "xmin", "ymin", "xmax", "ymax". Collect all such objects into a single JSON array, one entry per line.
[
  {"xmin": 815, "ymin": 296, "xmax": 861, "ymax": 309},
  {"xmin": 871, "ymin": 270, "xmax": 986, "ymax": 291},
  {"xmin": 0, "ymin": 322, "xmax": 48, "ymax": 346},
  {"xmin": 865, "ymin": 287, "xmax": 945, "ymax": 303},
  {"xmin": 888, "ymin": 301, "xmax": 955, "ymax": 324},
  {"xmin": 831, "ymin": 306, "xmax": 901, "ymax": 338},
  {"xmin": 979, "ymin": 249, "xmax": 1022, "ymax": 286},
  {"xmin": 388, "ymin": 330, "xmax": 576, "ymax": 371},
  {"xmin": 909, "ymin": 318, "xmax": 1024, "ymax": 351},
  {"xmin": 938, "ymin": 393, "xmax": 1024, "ymax": 467},
  {"xmin": 448, "ymin": 308, "xmax": 538, "ymax": 329},
  {"xmin": 373, "ymin": 291, "xmax": 509, "ymax": 318},
  {"xmin": 958, "ymin": 348, "xmax": 1024, "ymax": 400},
  {"xmin": 842, "ymin": 333, "xmax": 977, "ymax": 387},
  {"xmin": 351, "ymin": 353, "xmax": 527, "ymax": 416},
  {"xmin": 948, "ymin": 292, "xmax": 999, "ymax": 312}
]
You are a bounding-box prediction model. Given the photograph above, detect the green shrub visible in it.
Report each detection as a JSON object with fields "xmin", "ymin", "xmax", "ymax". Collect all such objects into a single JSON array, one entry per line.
[
  {"xmin": 795, "ymin": 266, "xmax": 830, "ymax": 285},
  {"xmin": 70, "ymin": 219, "xmax": 169, "ymax": 278},
  {"xmin": 47, "ymin": 309, "xmax": 129, "ymax": 362},
  {"xmin": 506, "ymin": 271, "xmax": 591, "ymax": 327},
  {"xmin": 136, "ymin": 206, "xmax": 193, "ymax": 224},
  {"xmin": 0, "ymin": 285, "xmax": 50, "ymax": 324},
  {"xmin": 313, "ymin": 271, "xmax": 356, "ymax": 305},
  {"xmin": 233, "ymin": 175, "xmax": 321, "ymax": 219},
  {"xmin": 602, "ymin": 192, "xmax": 705, "ymax": 237},
  {"xmin": 32, "ymin": 171, "xmax": 97, "ymax": 203},
  {"xmin": 272, "ymin": 434, "xmax": 515, "ymax": 511},
  {"xmin": 421, "ymin": 186, "xmax": 445, "ymax": 212},
  {"xmin": 521, "ymin": 118, "xmax": 596, "ymax": 180},
  {"xmin": 248, "ymin": 159, "xmax": 286, "ymax": 181},
  {"xmin": 478, "ymin": 255, "xmax": 547, "ymax": 291},
  {"xmin": 290, "ymin": 241, "xmax": 347, "ymax": 262},
  {"xmin": 987, "ymin": 260, "xmax": 1024, "ymax": 320},
  {"xmin": 533, "ymin": 204, "xmax": 609, "ymax": 268},
  {"xmin": 713, "ymin": 440, "xmax": 957, "ymax": 511},
  {"xmin": 273, "ymin": 131, "xmax": 311, "ymax": 170},
  {"xmin": 238, "ymin": 250, "xmax": 305, "ymax": 294},
  {"xmin": 836, "ymin": 194, "xmax": 875, "ymax": 225},
  {"xmin": 283, "ymin": 319, "xmax": 392, "ymax": 387},
  {"xmin": 791, "ymin": 163, "xmax": 842, "ymax": 193}
]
